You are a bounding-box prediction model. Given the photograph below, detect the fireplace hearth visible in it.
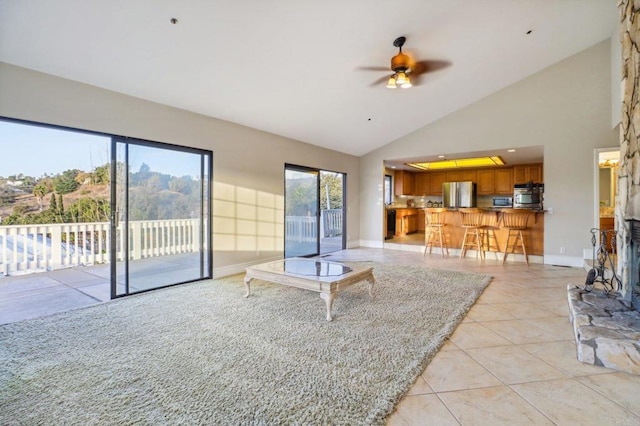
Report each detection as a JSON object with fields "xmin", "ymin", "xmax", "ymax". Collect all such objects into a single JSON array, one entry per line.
[{"xmin": 565, "ymin": 225, "xmax": 640, "ymax": 375}]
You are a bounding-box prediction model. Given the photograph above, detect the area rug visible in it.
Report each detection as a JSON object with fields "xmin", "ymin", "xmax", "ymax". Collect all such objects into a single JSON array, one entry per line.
[{"xmin": 0, "ymin": 262, "xmax": 491, "ymax": 425}]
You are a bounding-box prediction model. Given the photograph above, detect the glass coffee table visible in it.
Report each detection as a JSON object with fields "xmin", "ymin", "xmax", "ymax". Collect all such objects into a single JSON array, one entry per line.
[{"xmin": 244, "ymin": 258, "xmax": 375, "ymax": 321}]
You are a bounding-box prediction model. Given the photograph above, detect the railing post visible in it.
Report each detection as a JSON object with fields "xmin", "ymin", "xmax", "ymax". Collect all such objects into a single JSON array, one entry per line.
[
  {"xmin": 192, "ymin": 218, "xmax": 200, "ymax": 252},
  {"xmin": 50, "ymin": 225, "xmax": 62, "ymax": 270},
  {"xmin": 131, "ymin": 221, "xmax": 142, "ymax": 260}
]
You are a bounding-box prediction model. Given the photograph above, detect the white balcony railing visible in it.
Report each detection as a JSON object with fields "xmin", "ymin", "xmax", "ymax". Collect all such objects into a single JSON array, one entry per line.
[
  {"xmin": 1, "ymin": 211, "xmax": 342, "ymax": 276},
  {"xmin": 0, "ymin": 218, "xmax": 201, "ymax": 276}
]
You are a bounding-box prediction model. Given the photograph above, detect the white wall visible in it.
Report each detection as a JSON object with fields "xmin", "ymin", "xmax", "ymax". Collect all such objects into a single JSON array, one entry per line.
[
  {"xmin": 0, "ymin": 62, "xmax": 360, "ymax": 276},
  {"xmin": 611, "ymin": 31, "xmax": 622, "ymax": 128},
  {"xmin": 359, "ymin": 40, "xmax": 618, "ymax": 267}
]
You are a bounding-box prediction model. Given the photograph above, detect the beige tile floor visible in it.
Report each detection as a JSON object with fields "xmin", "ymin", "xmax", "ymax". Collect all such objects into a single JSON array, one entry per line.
[
  {"xmin": 3, "ymin": 247, "xmax": 639, "ymax": 424},
  {"xmin": 322, "ymin": 248, "xmax": 640, "ymax": 426}
]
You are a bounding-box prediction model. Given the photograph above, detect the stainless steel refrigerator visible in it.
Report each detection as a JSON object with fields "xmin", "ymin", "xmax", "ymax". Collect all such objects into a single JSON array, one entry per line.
[{"xmin": 442, "ymin": 181, "xmax": 476, "ymax": 208}]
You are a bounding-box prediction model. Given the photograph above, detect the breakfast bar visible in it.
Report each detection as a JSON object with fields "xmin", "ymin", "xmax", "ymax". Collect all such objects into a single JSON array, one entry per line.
[{"xmin": 386, "ymin": 207, "xmax": 545, "ymax": 258}]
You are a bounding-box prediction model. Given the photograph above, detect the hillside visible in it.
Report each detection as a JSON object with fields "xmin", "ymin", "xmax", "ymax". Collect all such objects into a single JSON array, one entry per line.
[{"xmin": 0, "ymin": 184, "xmax": 109, "ymax": 220}]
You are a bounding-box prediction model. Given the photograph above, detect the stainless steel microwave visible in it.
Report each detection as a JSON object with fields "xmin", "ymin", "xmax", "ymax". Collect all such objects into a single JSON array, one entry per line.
[
  {"xmin": 493, "ymin": 197, "xmax": 513, "ymax": 207},
  {"xmin": 513, "ymin": 183, "xmax": 543, "ymax": 209}
]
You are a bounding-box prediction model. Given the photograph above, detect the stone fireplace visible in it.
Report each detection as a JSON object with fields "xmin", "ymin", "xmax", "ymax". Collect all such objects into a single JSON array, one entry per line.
[{"xmin": 566, "ymin": 0, "xmax": 640, "ymax": 375}]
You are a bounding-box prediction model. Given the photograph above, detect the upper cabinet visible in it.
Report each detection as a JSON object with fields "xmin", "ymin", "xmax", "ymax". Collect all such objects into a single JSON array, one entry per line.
[
  {"xmin": 391, "ymin": 164, "xmax": 540, "ymax": 197},
  {"xmin": 477, "ymin": 168, "xmax": 513, "ymax": 195},
  {"xmin": 513, "ymin": 164, "xmax": 543, "ymax": 184},
  {"xmin": 445, "ymin": 170, "xmax": 476, "ymax": 183},
  {"xmin": 429, "ymin": 172, "xmax": 447, "ymax": 195},
  {"xmin": 414, "ymin": 173, "xmax": 430, "ymax": 196},
  {"xmin": 394, "ymin": 170, "xmax": 415, "ymax": 195},
  {"xmin": 476, "ymin": 170, "xmax": 495, "ymax": 195},
  {"xmin": 494, "ymin": 168, "xmax": 514, "ymax": 194}
]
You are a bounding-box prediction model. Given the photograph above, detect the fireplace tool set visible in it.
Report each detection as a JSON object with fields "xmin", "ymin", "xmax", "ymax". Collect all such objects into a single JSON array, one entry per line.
[{"xmin": 584, "ymin": 228, "xmax": 620, "ymax": 294}]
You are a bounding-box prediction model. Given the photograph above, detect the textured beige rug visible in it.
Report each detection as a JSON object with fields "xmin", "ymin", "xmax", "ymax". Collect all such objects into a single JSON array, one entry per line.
[{"xmin": 0, "ymin": 262, "xmax": 491, "ymax": 425}]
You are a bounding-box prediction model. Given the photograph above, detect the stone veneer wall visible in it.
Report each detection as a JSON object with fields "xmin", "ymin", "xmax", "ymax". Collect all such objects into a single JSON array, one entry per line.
[{"xmin": 616, "ymin": 0, "xmax": 639, "ymax": 304}]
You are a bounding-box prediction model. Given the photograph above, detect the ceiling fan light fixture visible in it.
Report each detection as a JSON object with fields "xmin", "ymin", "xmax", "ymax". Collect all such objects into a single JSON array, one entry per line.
[
  {"xmin": 386, "ymin": 76, "xmax": 397, "ymax": 89},
  {"xmin": 395, "ymin": 72, "xmax": 408, "ymax": 85},
  {"xmin": 400, "ymin": 76, "xmax": 412, "ymax": 89}
]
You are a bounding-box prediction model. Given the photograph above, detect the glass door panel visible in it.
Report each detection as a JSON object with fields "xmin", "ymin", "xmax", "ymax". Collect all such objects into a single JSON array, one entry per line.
[
  {"xmin": 319, "ymin": 171, "xmax": 345, "ymax": 254},
  {"xmin": 112, "ymin": 139, "xmax": 211, "ymax": 297},
  {"xmin": 285, "ymin": 167, "xmax": 319, "ymax": 258}
]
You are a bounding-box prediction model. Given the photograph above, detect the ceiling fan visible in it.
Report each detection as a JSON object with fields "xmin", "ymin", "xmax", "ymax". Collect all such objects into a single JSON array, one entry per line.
[{"xmin": 360, "ymin": 36, "xmax": 450, "ymax": 89}]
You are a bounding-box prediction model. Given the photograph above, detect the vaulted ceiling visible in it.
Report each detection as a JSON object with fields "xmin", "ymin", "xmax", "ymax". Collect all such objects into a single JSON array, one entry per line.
[{"xmin": 0, "ymin": 1, "xmax": 617, "ymax": 157}]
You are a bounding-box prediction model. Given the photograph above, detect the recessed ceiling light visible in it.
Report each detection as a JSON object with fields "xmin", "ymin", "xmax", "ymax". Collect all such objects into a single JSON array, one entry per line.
[
  {"xmin": 508, "ymin": 149, "xmax": 516, "ymax": 152},
  {"xmin": 438, "ymin": 155, "xmax": 446, "ymax": 158}
]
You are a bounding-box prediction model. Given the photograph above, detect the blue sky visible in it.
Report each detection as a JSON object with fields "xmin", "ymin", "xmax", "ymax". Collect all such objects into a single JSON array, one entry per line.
[{"xmin": 0, "ymin": 121, "xmax": 202, "ymax": 179}]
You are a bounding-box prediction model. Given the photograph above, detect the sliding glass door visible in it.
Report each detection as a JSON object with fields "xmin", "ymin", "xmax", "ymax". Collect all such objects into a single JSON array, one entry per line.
[
  {"xmin": 112, "ymin": 139, "xmax": 211, "ymax": 297},
  {"xmin": 284, "ymin": 165, "xmax": 345, "ymax": 258}
]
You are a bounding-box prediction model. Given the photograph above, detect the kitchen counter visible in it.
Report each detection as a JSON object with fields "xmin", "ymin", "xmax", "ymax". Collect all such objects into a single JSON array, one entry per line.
[{"xmin": 386, "ymin": 207, "xmax": 545, "ymax": 255}]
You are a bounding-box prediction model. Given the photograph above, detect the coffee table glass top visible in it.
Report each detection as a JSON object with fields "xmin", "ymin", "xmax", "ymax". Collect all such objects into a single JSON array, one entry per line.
[{"xmin": 268, "ymin": 259, "xmax": 352, "ymax": 277}]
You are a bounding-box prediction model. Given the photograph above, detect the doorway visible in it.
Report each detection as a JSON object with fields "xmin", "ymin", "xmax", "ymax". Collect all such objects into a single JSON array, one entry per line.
[
  {"xmin": 595, "ymin": 148, "xmax": 619, "ymax": 254},
  {"xmin": 284, "ymin": 165, "xmax": 345, "ymax": 258}
]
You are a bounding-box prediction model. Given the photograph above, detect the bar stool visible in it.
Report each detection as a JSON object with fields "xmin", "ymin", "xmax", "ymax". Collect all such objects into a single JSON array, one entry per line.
[
  {"xmin": 458, "ymin": 208, "xmax": 485, "ymax": 260},
  {"xmin": 501, "ymin": 208, "xmax": 533, "ymax": 265},
  {"xmin": 424, "ymin": 208, "xmax": 449, "ymax": 257},
  {"xmin": 481, "ymin": 210, "xmax": 501, "ymax": 260}
]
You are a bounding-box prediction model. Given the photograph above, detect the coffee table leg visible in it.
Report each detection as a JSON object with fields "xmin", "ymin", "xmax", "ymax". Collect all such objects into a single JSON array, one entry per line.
[
  {"xmin": 243, "ymin": 276, "xmax": 252, "ymax": 298},
  {"xmin": 319, "ymin": 292, "xmax": 335, "ymax": 322},
  {"xmin": 367, "ymin": 275, "xmax": 376, "ymax": 297}
]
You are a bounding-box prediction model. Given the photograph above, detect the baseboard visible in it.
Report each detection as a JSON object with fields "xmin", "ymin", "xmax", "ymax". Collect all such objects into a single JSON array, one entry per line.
[
  {"xmin": 346, "ymin": 240, "xmax": 361, "ymax": 249},
  {"xmin": 359, "ymin": 239, "xmax": 384, "ymax": 248},
  {"xmin": 543, "ymin": 254, "xmax": 584, "ymax": 267}
]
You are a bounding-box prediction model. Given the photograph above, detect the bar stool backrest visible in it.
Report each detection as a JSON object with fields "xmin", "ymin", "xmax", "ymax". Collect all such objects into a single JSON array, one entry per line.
[
  {"xmin": 458, "ymin": 208, "xmax": 485, "ymax": 227},
  {"xmin": 500, "ymin": 208, "xmax": 531, "ymax": 230},
  {"xmin": 424, "ymin": 208, "xmax": 447, "ymax": 226}
]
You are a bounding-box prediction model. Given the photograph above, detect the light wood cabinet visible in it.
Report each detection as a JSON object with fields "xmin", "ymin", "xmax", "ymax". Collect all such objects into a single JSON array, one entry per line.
[
  {"xmin": 414, "ymin": 173, "xmax": 430, "ymax": 196},
  {"xmin": 445, "ymin": 170, "xmax": 476, "ymax": 183},
  {"xmin": 418, "ymin": 209, "xmax": 425, "ymax": 231},
  {"xmin": 494, "ymin": 168, "xmax": 514, "ymax": 194},
  {"xmin": 395, "ymin": 209, "xmax": 419, "ymax": 235},
  {"xmin": 429, "ymin": 172, "xmax": 446, "ymax": 195},
  {"xmin": 476, "ymin": 170, "xmax": 495, "ymax": 195},
  {"xmin": 394, "ymin": 170, "xmax": 415, "ymax": 195},
  {"xmin": 513, "ymin": 164, "xmax": 542, "ymax": 184}
]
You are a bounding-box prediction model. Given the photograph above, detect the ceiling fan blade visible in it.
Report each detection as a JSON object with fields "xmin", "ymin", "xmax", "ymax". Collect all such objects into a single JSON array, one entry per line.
[
  {"xmin": 369, "ymin": 75, "xmax": 391, "ymax": 87},
  {"xmin": 411, "ymin": 60, "xmax": 452, "ymax": 76},
  {"xmin": 357, "ymin": 66, "xmax": 390, "ymax": 72}
]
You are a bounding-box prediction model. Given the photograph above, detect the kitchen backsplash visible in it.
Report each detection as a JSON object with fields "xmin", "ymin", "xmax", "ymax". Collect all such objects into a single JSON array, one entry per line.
[{"xmin": 391, "ymin": 195, "xmax": 498, "ymax": 208}]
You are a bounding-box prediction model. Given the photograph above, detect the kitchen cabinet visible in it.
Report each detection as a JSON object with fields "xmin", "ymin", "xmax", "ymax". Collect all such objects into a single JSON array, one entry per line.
[
  {"xmin": 513, "ymin": 164, "xmax": 543, "ymax": 184},
  {"xmin": 445, "ymin": 170, "xmax": 476, "ymax": 183},
  {"xmin": 394, "ymin": 170, "xmax": 415, "ymax": 195},
  {"xmin": 414, "ymin": 173, "xmax": 430, "ymax": 195},
  {"xmin": 599, "ymin": 216, "xmax": 615, "ymax": 253},
  {"xmin": 494, "ymin": 168, "xmax": 514, "ymax": 194},
  {"xmin": 395, "ymin": 209, "xmax": 419, "ymax": 235},
  {"xmin": 429, "ymin": 172, "xmax": 446, "ymax": 195},
  {"xmin": 476, "ymin": 170, "xmax": 495, "ymax": 195}
]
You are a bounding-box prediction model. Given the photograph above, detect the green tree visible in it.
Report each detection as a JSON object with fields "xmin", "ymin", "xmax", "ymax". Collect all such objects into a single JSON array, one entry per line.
[
  {"xmin": 320, "ymin": 173, "xmax": 343, "ymax": 210},
  {"xmin": 49, "ymin": 193, "xmax": 58, "ymax": 213},
  {"xmin": 58, "ymin": 194, "xmax": 64, "ymax": 214},
  {"xmin": 67, "ymin": 198, "xmax": 110, "ymax": 223},
  {"xmin": 32, "ymin": 181, "xmax": 49, "ymax": 212},
  {"xmin": 93, "ymin": 163, "xmax": 110, "ymax": 184},
  {"xmin": 53, "ymin": 169, "xmax": 80, "ymax": 194}
]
